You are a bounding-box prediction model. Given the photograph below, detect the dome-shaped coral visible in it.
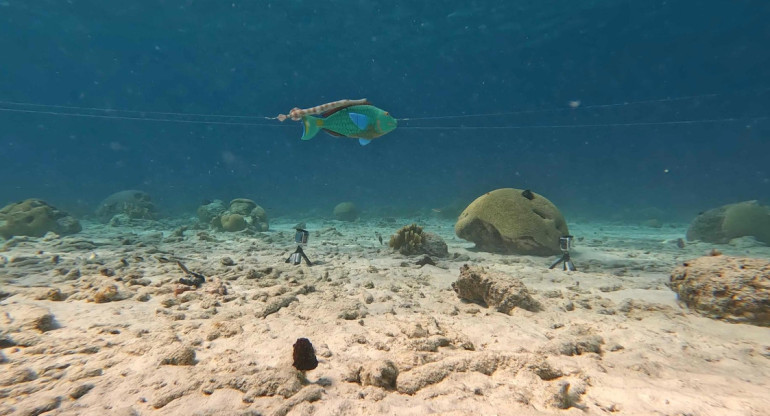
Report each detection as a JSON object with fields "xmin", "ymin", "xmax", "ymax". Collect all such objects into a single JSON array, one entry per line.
[
  {"xmin": 455, "ymin": 188, "xmax": 569, "ymax": 256},
  {"xmin": 333, "ymin": 202, "xmax": 359, "ymax": 222}
]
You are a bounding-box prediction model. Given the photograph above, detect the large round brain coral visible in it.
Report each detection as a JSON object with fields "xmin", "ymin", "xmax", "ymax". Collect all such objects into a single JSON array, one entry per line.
[{"xmin": 455, "ymin": 188, "xmax": 569, "ymax": 256}]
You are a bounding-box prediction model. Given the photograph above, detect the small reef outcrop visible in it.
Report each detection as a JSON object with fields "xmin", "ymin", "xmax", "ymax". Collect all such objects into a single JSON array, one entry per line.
[
  {"xmin": 206, "ymin": 198, "xmax": 269, "ymax": 232},
  {"xmin": 455, "ymin": 188, "xmax": 569, "ymax": 256},
  {"xmin": 0, "ymin": 199, "xmax": 81, "ymax": 239},
  {"xmin": 686, "ymin": 200, "xmax": 770, "ymax": 244},
  {"xmin": 452, "ymin": 264, "xmax": 541, "ymax": 313},
  {"xmin": 670, "ymin": 255, "xmax": 770, "ymax": 326},
  {"xmin": 196, "ymin": 199, "xmax": 226, "ymax": 223},
  {"xmin": 96, "ymin": 190, "xmax": 157, "ymax": 222},
  {"xmin": 389, "ymin": 223, "xmax": 448, "ymax": 257},
  {"xmin": 333, "ymin": 202, "xmax": 359, "ymax": 222}
]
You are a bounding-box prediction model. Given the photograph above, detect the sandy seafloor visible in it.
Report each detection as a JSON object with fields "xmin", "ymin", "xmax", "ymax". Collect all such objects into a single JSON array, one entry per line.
[{"xmin": 1, "ymin": 216, "xmax": 769, "ymax": 416}]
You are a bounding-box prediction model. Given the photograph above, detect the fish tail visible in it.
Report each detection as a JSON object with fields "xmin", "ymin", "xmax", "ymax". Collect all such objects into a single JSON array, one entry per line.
[{"xmin": 301, "ymin": 115, "xmax": 322, "ymax": 140}]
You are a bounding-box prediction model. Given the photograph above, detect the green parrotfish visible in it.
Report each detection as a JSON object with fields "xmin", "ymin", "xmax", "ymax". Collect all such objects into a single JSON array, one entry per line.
[{"xmin": 300, "ymin": 104, "xmax": 397, "ymax": 146}]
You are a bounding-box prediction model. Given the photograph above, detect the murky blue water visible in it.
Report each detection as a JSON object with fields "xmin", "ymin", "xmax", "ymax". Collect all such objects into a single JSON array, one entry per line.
[{"xmin": 1, "ymin": 1, "xmax": 768, "ymax": 221}]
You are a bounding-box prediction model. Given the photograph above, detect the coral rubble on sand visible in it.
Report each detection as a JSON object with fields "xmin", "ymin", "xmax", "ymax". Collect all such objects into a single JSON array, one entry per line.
[
  {"xmin": 0, "ymin": 218, "xmax": 769, "ymax": 415},
  {"xmin": 452, "ymin": 264, "xmax": 541, "ymax": 313}
]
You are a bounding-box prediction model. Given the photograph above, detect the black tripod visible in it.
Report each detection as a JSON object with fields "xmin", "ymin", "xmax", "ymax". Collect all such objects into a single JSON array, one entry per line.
[
  {"xmin": 549, "ymin": 250, "xmax": 576, "ymax": 271},
  {"xmin": 286, "ymin": 245, "xmax": 313, "ymax": 266}
]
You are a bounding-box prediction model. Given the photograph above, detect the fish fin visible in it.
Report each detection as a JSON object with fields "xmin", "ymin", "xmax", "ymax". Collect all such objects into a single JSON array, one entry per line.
[
  {"xmin": 358, "ymin": 138, "xmax": 372, "ymax": 146},
  {"xmin": 324, "ymin": 129, "xmax": 343, "ymax": 137},
  {"xmin": 301, "ymin": 116, "xmax": 322, "ymax": 140},
  {"xmin": 349, "ymin": 113, "xmax": 369, "ymax": 130},
  {"xmin": 321, "ymin": 100, "xmax": 372, "ymax": 117}
]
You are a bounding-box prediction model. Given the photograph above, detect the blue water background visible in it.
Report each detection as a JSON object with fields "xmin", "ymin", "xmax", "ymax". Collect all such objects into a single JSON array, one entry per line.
[{"xmin": 1, "ymin": 1, "xmax": 768, "ymax": 222}]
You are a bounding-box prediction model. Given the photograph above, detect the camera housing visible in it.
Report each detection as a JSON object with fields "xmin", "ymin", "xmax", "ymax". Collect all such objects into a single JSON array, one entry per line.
[
  {"xmin": 559, "ymin": 235, "xmax": 574, "ymax": 252},
  {"xmin": 295, "ymin": 229, "xmax": 309, "ymax": 245}
]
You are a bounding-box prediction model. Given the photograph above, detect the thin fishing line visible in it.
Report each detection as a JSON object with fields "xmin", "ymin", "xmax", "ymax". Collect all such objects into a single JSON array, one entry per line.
[
  {"xmin": 398, "ymin": 116, "xmax": 767, "ymax": 130},
  {"xmin": 1, "ymin": 86, "xmax": 767, "ymax": 123},
  {"xmin": 0, "ymin": 107, "xmax": 291, "ymax": 127},
  {"xmin": 0, "ymin": 99, "xmax": 275, "ymax": 120},
  {"xmin": 399, "ymin": 93, "xmax": 720, "ymax": 121},
  {"xmin": 0, "ymin": 106, "xmax": 764, "ymax": 129},
  {"xmin": 399, "ymin": 87, "xmax": 770, "ymax": 121}
]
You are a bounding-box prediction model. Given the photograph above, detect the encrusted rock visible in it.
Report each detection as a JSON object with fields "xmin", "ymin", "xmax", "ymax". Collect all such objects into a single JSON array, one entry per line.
[
  {"xmin": 93, "ymin": 284, "xmax": 121, "ymax": 303},
  {"xmin": 455, "ymin": 188, "xmax": 569, "ymax": 255},
  {"xmin": 347, "ymin": 360, "xmax": 398, "ymax": 389},
  {"xmin": 452, "ymin": 264, "xmax": 541, "ymax": 313},
  {"xmin": 160, "ymin": 346, "xmax": 197, "ymax": 366},
  {"xmin": 396, "ymin": 353, "xmax": 510, "ymax": 395},
  {"xmin": 670, "ymin": 256, "xmax": 770, "ymax": 326}
]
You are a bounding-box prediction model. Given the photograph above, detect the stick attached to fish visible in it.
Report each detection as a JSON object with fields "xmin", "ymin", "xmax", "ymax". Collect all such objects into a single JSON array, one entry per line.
[{"xmin": 277, "ymin": 99, "xmax": 397, "ymax": 146}]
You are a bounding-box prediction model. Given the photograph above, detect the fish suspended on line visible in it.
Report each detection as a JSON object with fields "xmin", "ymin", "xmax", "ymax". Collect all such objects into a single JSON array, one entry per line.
[{"xmin": 277, "ymin": 99, "xmax": 398, "ymax": 146}]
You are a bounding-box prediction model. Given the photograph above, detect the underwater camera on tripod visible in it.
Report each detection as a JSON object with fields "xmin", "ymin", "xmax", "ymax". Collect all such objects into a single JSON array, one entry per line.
[
  {"xmin": 550, "ymin": 235, "xmax": 576, "ymax": 271},
  {"xmin": 287, "ymin": 228, "xmax": 313, "ymax": 266}
]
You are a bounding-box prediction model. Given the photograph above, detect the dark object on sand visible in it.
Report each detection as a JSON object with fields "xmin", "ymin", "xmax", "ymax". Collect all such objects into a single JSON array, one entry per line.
[
  {"xmin": 292, "ymin": 338, "xmax": 319, "ymax": 372},
  {"xmin": 676, "ymin": 238, "xmax": 686, "ymax": 249},
  {"xmin": 375, "ymin": 231, "xmax": 383, "ymax": 245},
  {"xmin": 177, "ymin": 261, "xmax": 206, "ymax": 287},
  {"xmin": 521, "ymin": 189, "xmax": 535, "ymax": 200}
]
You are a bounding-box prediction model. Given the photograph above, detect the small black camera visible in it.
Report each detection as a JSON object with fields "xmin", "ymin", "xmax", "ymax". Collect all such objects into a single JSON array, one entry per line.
[{"xmin": 295, "ymin": 229, "xmax": 309, "ymax": 245}]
